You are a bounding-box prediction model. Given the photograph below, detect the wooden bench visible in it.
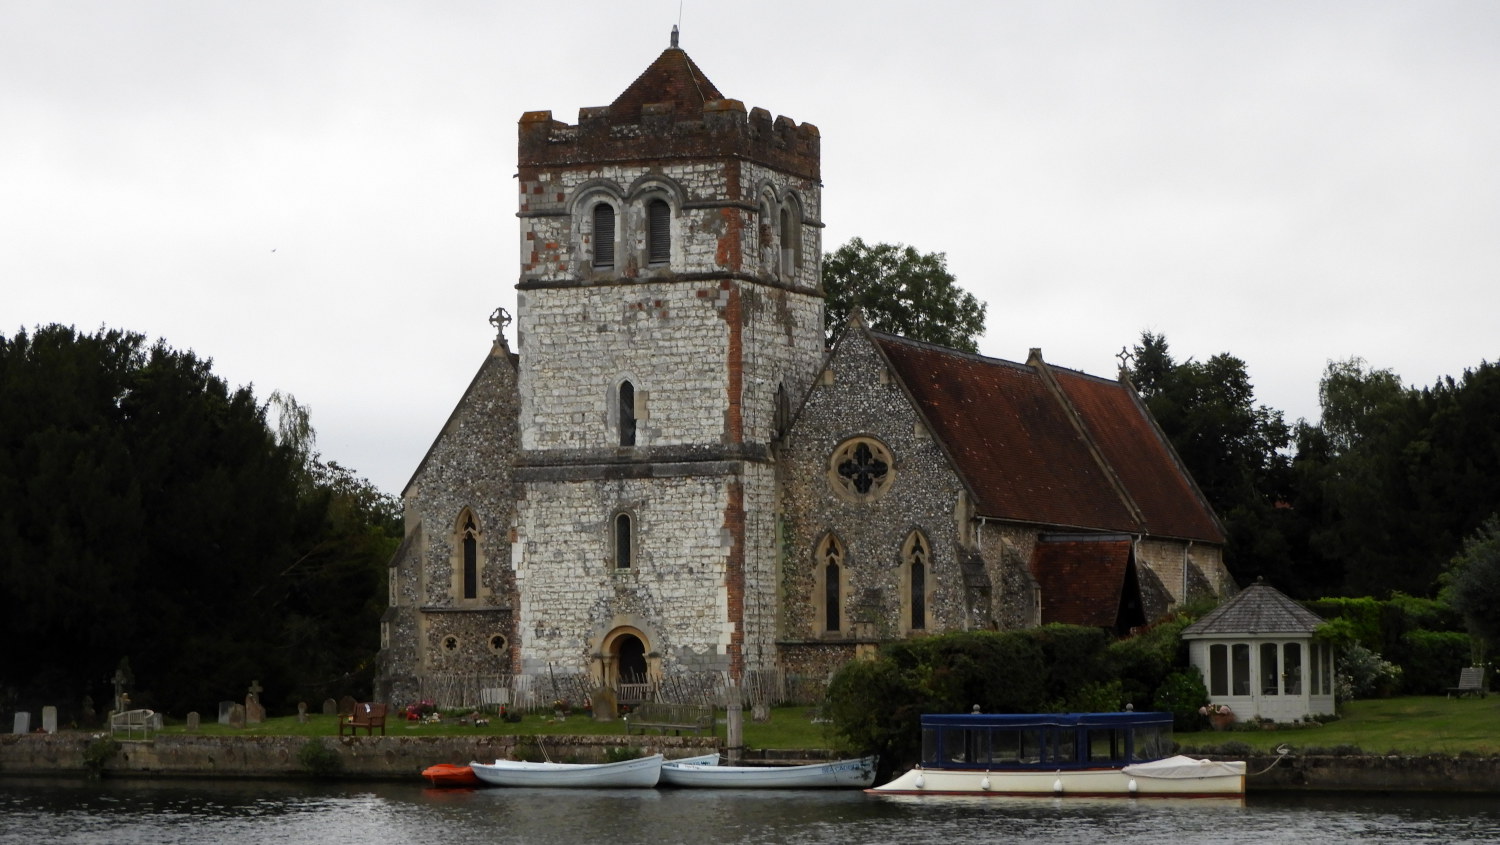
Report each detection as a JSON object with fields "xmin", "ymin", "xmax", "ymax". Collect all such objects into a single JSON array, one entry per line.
[
  {"xmin": 624, "ymin": 702, "xmax": 715, "ymax": 736},
  {"xmin": 1448, "ymin": 667, "xmax": 1487, "ymax": 699},
  {"xmin": 110, "ymin": 708, "xmax": 156, "ymax": 740},
  {"xmin": 338, "ymin": 702, "xmax": 389, "ymax": 735}
]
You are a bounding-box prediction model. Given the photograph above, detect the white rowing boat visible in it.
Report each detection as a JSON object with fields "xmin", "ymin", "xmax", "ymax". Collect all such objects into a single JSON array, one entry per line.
[
  {"xmin": 469, "ymin": 753, "xmax": 664, "ymax": 788},
  {"xmin": 661, "ymin": 755, "xmax": 877, "ymax": 788}
]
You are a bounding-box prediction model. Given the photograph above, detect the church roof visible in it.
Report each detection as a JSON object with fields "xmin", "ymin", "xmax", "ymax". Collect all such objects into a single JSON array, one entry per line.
[
  {"xmin": 1181, "ymin": 580, "xmax": 1325, "ymax": 637},
  {"xmin": 871, "ymin": 332, "xmax": 1224, "ymax": 543},
  {"xmin": 608, "ymin": 41, "xmax": 725, "ymax": 123},
  {"xmin": 1030, "ymin": 536, "xmax": 1134, "ymax": 627}
]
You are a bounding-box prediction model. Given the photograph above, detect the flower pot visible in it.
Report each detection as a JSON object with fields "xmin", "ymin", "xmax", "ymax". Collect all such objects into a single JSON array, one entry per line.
[{"xmin": 1209, "ymin": 712, "xmax": 1235, "ymax": 731}]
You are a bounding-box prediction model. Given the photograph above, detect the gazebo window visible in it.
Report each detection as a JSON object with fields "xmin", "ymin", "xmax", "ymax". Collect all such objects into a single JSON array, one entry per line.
[
  {"xmin": 1260, "ymin": 643, "xmax": 1280, "ymax": 695},
  {"xmin": 1232, "ymin": 644, "xmax": 1251, "ymax": 696},
  {"xmin": 1284, "ymin": 643, "xmax": 1303, "ymax": 694},
  {"xmin": 1208, "ymin": 644, "xmax": 1229, "ymax": 697}
]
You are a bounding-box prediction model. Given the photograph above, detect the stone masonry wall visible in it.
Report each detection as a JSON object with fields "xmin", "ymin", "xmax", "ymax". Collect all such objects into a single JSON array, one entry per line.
[
  {"xmin": 779, "ymin": 329, "xmax": 972, "ymax": 647},
  {"xmin": 378, "ymin": 341, "xmax": 521, "ymax": 705}
]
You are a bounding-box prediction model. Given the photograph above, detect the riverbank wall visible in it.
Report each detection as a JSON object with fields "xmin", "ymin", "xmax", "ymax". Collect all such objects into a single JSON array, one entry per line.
[
  {"xmin": 2, "ymin": 735, "xmax": 1497, "ymax": 792},
  {"xmin": 0, "ymin": 733, "xmax": 718, "ymax": 781}
]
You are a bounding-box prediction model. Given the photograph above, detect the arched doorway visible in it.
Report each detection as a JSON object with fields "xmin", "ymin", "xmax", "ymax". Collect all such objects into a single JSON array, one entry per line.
[{"xmin": 614, "ymin": 634, "xmax": 647, "ymax": 684}]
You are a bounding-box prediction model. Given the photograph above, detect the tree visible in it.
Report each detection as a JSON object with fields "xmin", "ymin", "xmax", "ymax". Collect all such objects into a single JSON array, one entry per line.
[
  {"xmin": 0, "ymin": 325, "xmax": 399, "ymax": 716},
  {"xmin": 821, "ymin": 237, "xmax": 987, "ymax": 352},
  {"xmin": 1127, "ymin": 333, "xmax": 1301, "ymax": 592},
  {"xmin": 1442, "ymin": 515, "xmax": 1500, "ymax": 661}
]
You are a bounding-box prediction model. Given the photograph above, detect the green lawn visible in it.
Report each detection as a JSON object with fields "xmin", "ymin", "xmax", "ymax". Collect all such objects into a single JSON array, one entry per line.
[
  {"xmin": 157, "ymin": 697, "xmax": 1500, "ymax": 757},
  {"xmin": 160, "ymin": 706, "xmax": 838, "ymax": 750},
  {"xmin": 1177, "ymin": 696, "xmax": 1500, "ymax": 756}
]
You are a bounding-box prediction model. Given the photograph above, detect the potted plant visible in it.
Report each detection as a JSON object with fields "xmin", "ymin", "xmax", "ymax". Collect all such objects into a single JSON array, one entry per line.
[{"xmin": 1199, "ymin": 703, "xmax": 1235, "ymax": 730}]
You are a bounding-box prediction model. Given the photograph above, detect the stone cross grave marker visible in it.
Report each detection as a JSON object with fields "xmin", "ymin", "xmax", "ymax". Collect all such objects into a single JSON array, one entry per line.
[
  {"xmin": 245, "ymin": 679, "xmax": 265, "ymax": 724},
  {"xmin": 297, "ymin": 702, "xmax": 309, "ymax": 724}
]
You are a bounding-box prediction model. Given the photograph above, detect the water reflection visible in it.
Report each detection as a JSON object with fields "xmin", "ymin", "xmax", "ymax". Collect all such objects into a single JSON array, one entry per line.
[{"xmin": 2, "ymin": 778, "xmax": 1498, "ymax": 845}]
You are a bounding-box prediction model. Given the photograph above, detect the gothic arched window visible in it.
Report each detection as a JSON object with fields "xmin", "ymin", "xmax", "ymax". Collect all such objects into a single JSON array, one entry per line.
[
  {"xmin": 592, "ymin": 202, "xmax": 616, "ymax": 269},
  {"xmin": 903, "ymin": 530, "xmax": 930, "ymax": 632},
  {"xmin": 817, "ymin": 534, "xmax": 845, "ymax": 634},
  {"xmin": 459, "ymin": 512, "xmax": 480, "ymax": 600}
]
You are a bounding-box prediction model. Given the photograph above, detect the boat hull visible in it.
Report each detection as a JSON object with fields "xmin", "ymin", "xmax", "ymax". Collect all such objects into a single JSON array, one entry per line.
[
  {"xmin": 469, "ymin": 754, "xmax": 664, "ymax": 788},
  {"xmin": 422, "ymin": 763, "xmax": 482, "ymax": 788},
  {"xmin": 661, "ymin": 756, "xmax": 877, "ymax": 789},
  {"xmin": 869, "ymin": 759, "xmax": 1246, "ymax": 798}
]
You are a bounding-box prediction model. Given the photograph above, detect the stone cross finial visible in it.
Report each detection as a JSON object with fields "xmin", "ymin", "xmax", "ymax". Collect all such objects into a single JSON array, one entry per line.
[
  {"xmin": 248, "ymin": 679, "xmax": 263, "ymax": 698},
  {"xmin": 489, "ymin": 306, "xmax": 512, "ymax": 339}
]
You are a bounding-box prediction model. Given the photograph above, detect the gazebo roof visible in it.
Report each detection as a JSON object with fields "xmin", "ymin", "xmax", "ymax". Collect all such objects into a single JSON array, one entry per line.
[{"xmin": 1181, "ymin": 579, "xmax": 1326, "ymax": 637}]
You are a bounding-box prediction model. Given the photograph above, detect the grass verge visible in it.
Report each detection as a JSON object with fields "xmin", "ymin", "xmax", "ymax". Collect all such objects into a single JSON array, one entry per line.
[{"xmin": 1178, "ymin": 696, "xmax": 1500, "ymax": 756}]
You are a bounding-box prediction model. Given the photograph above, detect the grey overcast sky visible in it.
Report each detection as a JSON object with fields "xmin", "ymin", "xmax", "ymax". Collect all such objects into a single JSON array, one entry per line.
[{"xmin": 4, "ymin": 1, "xmax": 1497, "ymax": 496}]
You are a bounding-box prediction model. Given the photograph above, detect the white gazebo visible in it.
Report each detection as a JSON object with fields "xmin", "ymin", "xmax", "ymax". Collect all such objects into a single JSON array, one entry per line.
[{"xmin": 1181, "ymin": 579, "xmax": 1337, "ymax": 723}]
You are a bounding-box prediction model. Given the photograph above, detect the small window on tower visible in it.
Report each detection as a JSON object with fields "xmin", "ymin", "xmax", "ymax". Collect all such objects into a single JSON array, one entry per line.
[
  {"xmin": 614, "ymin": 512, "xmax": 633, "ymax": 569},
  {"xmin": 646, "ymin": 199, "xmax": 670, "ymax": 266},
  {"xmin": 619, "ymin": 381, "xmax": 636, "ymax": 447},
  {"xmin": 593, "ymin": 202, "xmax": 615, "ymax": 269}
]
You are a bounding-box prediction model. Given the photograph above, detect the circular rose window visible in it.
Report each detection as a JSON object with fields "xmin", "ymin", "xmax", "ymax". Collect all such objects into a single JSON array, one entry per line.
[{"xmin": 828, "ymin": 437, "xmax": 894, "ymax": 502}]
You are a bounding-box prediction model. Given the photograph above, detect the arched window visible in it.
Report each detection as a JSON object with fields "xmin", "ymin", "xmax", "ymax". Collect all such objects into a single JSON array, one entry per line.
[
  {"xmin": 458, "ymin": 512, "xmax": 480, "ymax": 600},
  {"xmin": 592, "ymin": 202, "xmax": 615, "ymax": 269},
  {"xmin": 619, "ymin": 380, "xmax": 636, "ymax": 447},
  {"xmin": 904, "ymin": 531, "xmax": 929, "ymax": 631},
  {"xmin": 818, "ymin": 535, "xmax": 844, "ymax": 633},
  {"xmin": 779, "ymin": 205, "xmax": 797, "ymax": 275},
  {"xmin": 646, "ymin": 198, "xmax": 670, "ymax": 266},
  {"xmin": 614, "ymin": 512, "xmax": 633, "ymax": 569}
]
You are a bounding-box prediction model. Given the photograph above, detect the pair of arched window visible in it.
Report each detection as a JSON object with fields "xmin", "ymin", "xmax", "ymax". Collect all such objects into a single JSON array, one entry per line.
[
  {"xmin": 591, "ymin": 198, "xmax": 671, "ymax": 271},
  {"xmin": 759, "ymin": 193, "xmax": 804, "ymax": 278},
  {"xmin": 816, "ymin": 531, "xmax": 932, "ymax": 635}
]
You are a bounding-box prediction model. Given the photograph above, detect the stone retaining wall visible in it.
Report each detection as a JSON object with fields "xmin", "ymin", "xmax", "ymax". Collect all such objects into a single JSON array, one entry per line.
[{"xmin": 0, "ymin": 733, "xmax": 718, "ymax": 781}]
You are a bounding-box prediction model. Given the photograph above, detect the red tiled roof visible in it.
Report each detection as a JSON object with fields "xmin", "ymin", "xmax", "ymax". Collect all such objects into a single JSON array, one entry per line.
[
  {"xmin": 609, "ymin": 47, "xmax": 724, "ymax": 123},
  {"xmin": 1051, "ymin": 368, "xmax": 1225, "ymax": 542},
  {"xmin": 872, "ymin": 333, "xmax": 1223, "ymax": 543},
  {"xmin": 1031, "ymin": 537, "xmax": 1132, "ymax": 627}
]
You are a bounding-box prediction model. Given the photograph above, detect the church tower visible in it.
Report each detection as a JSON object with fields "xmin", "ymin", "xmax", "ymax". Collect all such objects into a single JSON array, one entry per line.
[{"xmin": 511, "ymin": 32, "xmax": 824, "ymax": 687}]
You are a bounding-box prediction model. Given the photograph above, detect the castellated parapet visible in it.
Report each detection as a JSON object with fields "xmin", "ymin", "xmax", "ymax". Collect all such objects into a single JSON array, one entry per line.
[{"xmin": 518, "ymin": 101, "xmax": 820, "ymax": 182}]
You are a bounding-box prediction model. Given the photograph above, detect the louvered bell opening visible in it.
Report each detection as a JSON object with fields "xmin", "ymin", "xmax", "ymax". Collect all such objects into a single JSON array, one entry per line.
[
  {"xmin": 593, "ymin": 203, "xmax": 615, "ymax": 268},
  {"xmin": 647, "ymin": 199, "xmax": 670, "ymax": 266}
]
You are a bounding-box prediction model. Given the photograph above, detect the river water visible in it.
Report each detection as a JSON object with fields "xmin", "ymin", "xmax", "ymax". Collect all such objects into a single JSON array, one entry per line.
[{"xmin": 3, "ymin": 778, "xmax": 1499, "ymax": 845}]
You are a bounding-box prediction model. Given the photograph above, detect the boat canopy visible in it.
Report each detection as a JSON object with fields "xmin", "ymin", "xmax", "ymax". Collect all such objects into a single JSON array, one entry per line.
[{"xmin": 920, "ymin": 711, "xmax": 1174, "ymax": 771}]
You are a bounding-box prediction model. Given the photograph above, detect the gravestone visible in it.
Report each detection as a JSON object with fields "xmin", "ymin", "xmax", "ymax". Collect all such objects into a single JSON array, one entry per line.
[
  {"xmin": 338, "ymin": 695, "xmax": 358, "ymax": 715},
  {"xmin": 322, "ymin": 698, "xmax": 338, "ymax": 716},
  {"xmin": 297, "ymin": 701, "xmax": 309, "ymax": 724},
  {"xmin": 12, "ymin": 712, "xmax": 30, "ymax": 734},
  {"xmin": 228, "ymin": 703, "xmax": 246, "ymax": 728},
  {"xmin": 42, "ymin": 706, "xmax": 58, "ymax": 734},
  {"xmin": 590, "ymin": 687, "xmax": 618, "ymax": 722},
  {"xmin": 186, "ymin": 712, "xmax": 201, "ymax": 732},
  {"xmin": 149, "ymin": 712, "xmax": 164, "ymax": 731},
  {"xmin": 218, "ymin": 701, "xmax": 236, "ymax": 725},
  {"xmin": 245, "ymin": 680, "xmax": 265, "ymax": 724}
]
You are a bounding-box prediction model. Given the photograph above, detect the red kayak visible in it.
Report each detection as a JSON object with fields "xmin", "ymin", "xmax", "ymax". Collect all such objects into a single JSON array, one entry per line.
[{"xmin": 423, "ymin": 763, "xmax": 483, "ymax": 788}]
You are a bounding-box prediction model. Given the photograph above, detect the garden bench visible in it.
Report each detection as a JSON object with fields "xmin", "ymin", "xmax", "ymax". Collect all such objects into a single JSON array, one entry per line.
[
  {"xmin": 624, "ymin": 702, "xmax": 715, "ymax": 736},
  {"xmin": 110, "ymin": 708, "xmax": 156, "ymax": 740},
  {"xmin": 1447, "ymin": 667, "xmax": 1486, "ymax": 699},
  {"xmin": 338, "ymin": 702, "xmax": 389, "ymax": 735}
]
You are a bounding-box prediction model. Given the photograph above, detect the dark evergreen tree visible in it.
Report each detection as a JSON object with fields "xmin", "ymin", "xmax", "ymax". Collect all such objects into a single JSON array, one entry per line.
[
  {"xmin": 1127, "ymin": 333, "xmax": 1299, "ymax": 592},
  {"xmin": 0, "ymin": 325, "xmax": 398, "ymax": 717}
]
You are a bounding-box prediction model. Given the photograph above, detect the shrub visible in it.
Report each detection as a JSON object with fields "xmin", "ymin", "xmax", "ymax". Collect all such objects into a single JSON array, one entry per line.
[
  {"xmin": 83, "ymin": 736, "xmax": 121, "ymax": 777},
  {"xmin": 1337, "ymin": 643, "xmax": 1401, "ymax": 700},
  {"xmin": 1152, "ymin": 669, "xmax": 1209, "ymax": 731},
  {"xmin": 1397, "ymin": 630, "xmax": 1471, "ymax": 694}
]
